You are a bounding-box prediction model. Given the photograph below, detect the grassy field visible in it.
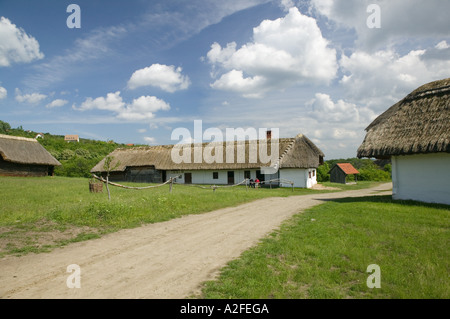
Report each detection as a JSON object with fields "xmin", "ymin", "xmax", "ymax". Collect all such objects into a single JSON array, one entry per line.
[
  {"xmin": 0, "ymin": 176, "xmax": 378, "ymax": 257},
  {"xmin": 200, "ymin": 196, "xmax": 450, "ymax": 299}
]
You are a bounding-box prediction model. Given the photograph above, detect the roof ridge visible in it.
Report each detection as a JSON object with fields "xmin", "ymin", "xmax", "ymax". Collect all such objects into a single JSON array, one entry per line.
[
  {"xmin": 278, "ymin": 139, "xmax": 296, "ymax": 162},
  {"xmin": 0, "ymin": 134, "xmax": 38, "ymax": 143},
  {"xmin": 405, "ymin": 84, "xmax": 450, "ymax": 101},
  {"xmin": 118, "ymin": 137, "xmax": 295, "ymax": 150}
]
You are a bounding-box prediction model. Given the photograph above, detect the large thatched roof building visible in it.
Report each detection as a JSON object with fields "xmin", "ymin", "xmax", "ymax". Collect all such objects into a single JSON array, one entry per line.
[
  {"xmin": 0, "ymin": 134, "xmax": 61, "ymax": 177},
  {"xmin": 91, "ymin": 133, "xmax": 324, "ymax": 188},
  {"xmin": 357, "ymin": 78, "xmax": 450, "ymax": 205}
]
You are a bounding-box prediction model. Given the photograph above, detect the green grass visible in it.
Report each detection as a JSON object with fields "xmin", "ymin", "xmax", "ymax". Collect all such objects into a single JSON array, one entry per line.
[
  {"xmin": 0, "ymin": 176, "xmax": 378, "ymax": 257},
  {"xmin": 321, "ymin": 181, "xmax": 390, "ymax": 191},
  {"xmin": 200, "ymin": 196, "xmax": 449, "ymax": 299}
]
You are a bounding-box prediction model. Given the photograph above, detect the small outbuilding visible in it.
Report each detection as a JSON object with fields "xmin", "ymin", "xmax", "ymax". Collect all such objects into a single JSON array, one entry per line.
[
  {"xmin": 357, "ymin": 78, "xmax": 450, "ymax": 205},
  {"xmin": 328, "ymin": 163, "xmax": 359, "ymax": 184},
  {"xmin": 0, "ymin": 134, "xmax": 61, "ymax": 177}
]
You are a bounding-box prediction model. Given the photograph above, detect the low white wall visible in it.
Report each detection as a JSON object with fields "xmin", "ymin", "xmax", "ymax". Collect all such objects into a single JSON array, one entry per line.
[
  {"xmin": 167, "ymin": 170, "xmax": 257, "ymax": 185},
  {"xmin": 392, "ymin": 153, "xmax": 450, "ymax": 205},
  {"xmin": 168, "ymin": 168, "xmax": 317, "ymax": 188},
  {"xmin": 280, "ymin": 169, "xmax": 316, "ymax": 188}
]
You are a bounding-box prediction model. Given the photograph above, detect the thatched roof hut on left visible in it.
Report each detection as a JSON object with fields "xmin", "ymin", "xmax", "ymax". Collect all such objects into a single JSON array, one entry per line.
[{"xmin": 0, "ymin": 134, "xmax": 61, "ymax": 177}]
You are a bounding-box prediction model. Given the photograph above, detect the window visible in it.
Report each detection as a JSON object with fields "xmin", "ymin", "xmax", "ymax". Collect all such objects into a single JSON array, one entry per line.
[
  {"xmin": 213, "ymin": 172, "xmax": 219, "ymax": 179},
  {"xmin": 313, "ymin": 170, "xmax": 316, "ymax": 177},
  {"xmin": 309, "ymin": 171, "xmax": 312, "ymax": 178},
  {"xmin": 244, "ymin": 171, "xmax": 251, "ymax": 179}
]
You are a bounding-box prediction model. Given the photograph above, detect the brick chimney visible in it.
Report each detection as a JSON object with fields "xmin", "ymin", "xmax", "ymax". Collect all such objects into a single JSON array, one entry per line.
[{"xmin": 266, "ymin": 130, "xmax": 272, "ymax": 140}]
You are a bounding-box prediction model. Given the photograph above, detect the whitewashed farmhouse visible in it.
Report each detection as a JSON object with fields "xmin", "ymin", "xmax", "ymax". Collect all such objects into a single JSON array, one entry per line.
[
  {"xmin": 91, "ymin": 133, "xmax": 324, "ymax": 188},
  {"xmin": 357, "ymin": 78, "xmax": 450, "ymax": 205}
]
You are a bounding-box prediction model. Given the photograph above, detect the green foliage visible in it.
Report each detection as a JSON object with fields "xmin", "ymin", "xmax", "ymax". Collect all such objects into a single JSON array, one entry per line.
[
  {"xmin": 358, "ymin": 166, "xmax": 391, "ymax": 181},
  {"xmin": 0, "ymin": 119, "xmax": 122, "ymax": 178},
  {"xmin": 317, "ymin": 158, "xmax": 391, "ymax": 182},
  {"xmin": 42, "ymin": 136, "xmax": 119, "ymax": 178},
  {"xmin": 0, "ymin": 120, "xmax": 11, "ymax": 134},
  {"xmin": 317, "ymin": 162, "xmax": 330, "ymax": 182},
  {"xmin": 55, "ymin": 156, "xmax": 94, "ymax": 178},
  {"xmin": 384, "ymin": 164, "xmax": 392, "ymax": 174},
  {"xmin": 59, "ymin": 149, "xmax": 75, "ymax": 160}
]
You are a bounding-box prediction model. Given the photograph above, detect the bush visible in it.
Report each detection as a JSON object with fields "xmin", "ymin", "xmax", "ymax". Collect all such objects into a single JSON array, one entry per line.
[
  {"xmin": 59, "ymin": 149, "xmax": 75, "ymax": 160},
  {"xmin": 358, "ymin": 168, "xmax": 391, "ymax": 181},
  {"xmin": 0, "ymin": 120, "xmax": 11, "ymax": 134},
  {"xmin": 75, "ymin": 148, "xmax": 92, "ymax": 159},
  {"xmin": 317, "ymin": 162, "xmax": 330, "ymax": 182},
  {"xmin": 55, "ymin": 156, "xmax": 99, "ymax": 178}
]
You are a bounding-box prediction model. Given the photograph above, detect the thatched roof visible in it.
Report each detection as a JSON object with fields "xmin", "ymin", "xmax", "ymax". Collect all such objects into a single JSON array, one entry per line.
[
  {"xmin": 91, "ymin": 134, "xmax": 324, "ymax": 173},
  {"xmin": 0, "ymin": 134, "xmax": 61, "ymax": 166},
  {"xmin": 357, "ymin": 78, "xmax": 450, "ymax": 158}
]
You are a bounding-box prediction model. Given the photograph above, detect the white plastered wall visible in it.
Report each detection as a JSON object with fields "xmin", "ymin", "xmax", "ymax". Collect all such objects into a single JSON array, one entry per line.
[{"xmin": 391, "ymin": 153, "xmax": 450, "ymax": 205}]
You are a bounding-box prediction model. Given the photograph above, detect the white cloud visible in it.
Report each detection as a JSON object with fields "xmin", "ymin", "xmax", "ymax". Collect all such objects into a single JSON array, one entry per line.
[
  {"xmin": 0, "ymin": 86, "xmax": 7, "ymax": 99},
  {"xmin": 210, "ymin": 70, "xmax": 266, "ymax": 98},
  {"xmin": 207, "ymin": 7, "xmax": 337, "ymax": 97},
  {"xmin": 279, "ymin": 0, "xmax": 295, "ymax": 12},
  {"xmin": 310, "ymin": 0, "xmax": 450, "ymax": 50},
  {"xmin": 117, "ymin": 95, "xmax": 170, "ymax": 121},
  {"xmin": 143, "ymin": 136, "xmax": 156, "ymax": 144},
  {"xmin": 339, "ymin": 45, "xmax": 450, "ymax": 111},
  {"xmin": 75, "ymin": 91, "xmax": 125, "ymax": 112},
  {"xmin": 301, "ymin": 93, "xmax": 378, "ymax": 157},
  {"xmin": 308, "ymin": 93, "xmax": 376, "ymax": 124},
  {"xmin": 436, "ymin": 41, "xmax": 449, "ymax": 50},
  {"xmin": 46, "ymin": 99, "xmax": 68, "ymax": 108},
  {"xmin": 127, "ymin": 64, "xmax": 190, "ymax": 92},
  {"xmin": 15, "ymin": 88, "xmax": 47, "ymax": 104},
  {"xmin": 0, "ymin": 17, "xmax": 44, "ymax": 67},
  {"xmin": 74, "ymin": 91, "xmax": 170, "ymax": 121}
]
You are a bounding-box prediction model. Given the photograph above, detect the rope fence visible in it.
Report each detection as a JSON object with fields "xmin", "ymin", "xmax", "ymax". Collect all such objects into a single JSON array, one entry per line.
[
  {"xmin": 250, "ymin": 178, "xmax": 295, "ymax": 191},
  {"xmin": 91, "ymin": 174, "xmax": 181, "ymax": 190},
  {"xmin": 91, "ymin": 174, "xmax": 295, "ymax": 193},
  {"xmin": 173, "ymin": 178, "xmax": 250, "ymax": 192}
]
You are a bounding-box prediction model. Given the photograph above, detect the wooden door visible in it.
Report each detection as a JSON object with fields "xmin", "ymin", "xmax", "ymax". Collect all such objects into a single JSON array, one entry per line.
[
  {"xmin": 227, "ymin": 171, "xmax": 234, "ymax": 185},
  {"xmin": 184, "ymin": 173, "xmax": 192, "ymax": 184}
]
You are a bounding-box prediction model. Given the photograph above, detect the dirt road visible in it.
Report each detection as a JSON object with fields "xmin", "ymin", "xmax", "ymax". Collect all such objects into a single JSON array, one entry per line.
[{"xmin": 0, "ymin": 183, "xmax": 392, "ymax": 299}]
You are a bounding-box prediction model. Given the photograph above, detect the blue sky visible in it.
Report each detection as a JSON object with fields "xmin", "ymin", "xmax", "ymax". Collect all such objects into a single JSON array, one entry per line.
[{"xmin": 0, "ymin": 0, "xmax": 449, "ymax": 159}]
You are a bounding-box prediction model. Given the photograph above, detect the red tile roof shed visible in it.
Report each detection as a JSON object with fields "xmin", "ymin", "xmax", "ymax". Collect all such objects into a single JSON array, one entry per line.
[{"xmin": 336, "ymin": 163, "xmax": 359, "ymax": 175}]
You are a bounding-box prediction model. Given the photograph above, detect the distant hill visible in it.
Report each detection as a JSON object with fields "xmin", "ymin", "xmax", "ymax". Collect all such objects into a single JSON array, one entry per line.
[{"xmin": 0, "ymin": 120, "xmax": 133, "ymax": 178}]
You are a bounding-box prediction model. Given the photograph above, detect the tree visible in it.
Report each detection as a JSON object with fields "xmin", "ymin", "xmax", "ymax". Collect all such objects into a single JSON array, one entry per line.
[
  {"xmin": 103, "ymin": 156, "xmax": 120, "ymax": 201},
  {"xmin": 59, "ymin": 149, "xmax": 75, "ymax": 160},
  {"xmin": 317, "ymin": 162, "xmax": 330, "ymax": 182},
  {"xmin": 0, "ymin": 120, "xmax": 11, "ymax": 134}
]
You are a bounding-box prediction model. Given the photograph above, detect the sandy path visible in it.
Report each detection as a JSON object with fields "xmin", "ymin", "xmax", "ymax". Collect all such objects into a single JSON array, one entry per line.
[{"xmin": 0, "ymin": 183, "xmax": 392, "ymax": 299}]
